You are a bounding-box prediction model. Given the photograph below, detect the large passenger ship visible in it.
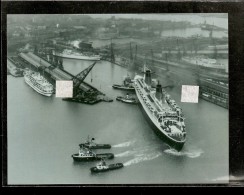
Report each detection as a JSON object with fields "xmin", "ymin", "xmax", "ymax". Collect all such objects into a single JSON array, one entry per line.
[
  {"xmin": 134, "ymin": 70, "xmax": 186, "ymax": 150},
  {"xmin": 182, "ymin": 56, "xmax": 225, "ymax": 71},
  {"xmin": 52, "ymin": 49, "xmax": 101, "ymax": 61},
  {"xmin": 24, "ymin": 70, "xmax": 54, "ymax": 97}
]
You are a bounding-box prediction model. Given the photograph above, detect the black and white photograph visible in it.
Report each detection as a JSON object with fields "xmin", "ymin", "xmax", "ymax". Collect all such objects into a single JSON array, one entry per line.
[{"xmin": 6, "ymin": 13, "xmax": 229, "ymax": 184}]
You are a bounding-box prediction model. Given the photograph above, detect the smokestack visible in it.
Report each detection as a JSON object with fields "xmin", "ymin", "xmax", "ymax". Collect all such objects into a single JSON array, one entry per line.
[
  {"xmin": 145, "ymin": 70, "xmax": 151, "ymax": 86},
  {"xmin": 155, "ymin": 83, "xmax": 162, "ymax": 101}
]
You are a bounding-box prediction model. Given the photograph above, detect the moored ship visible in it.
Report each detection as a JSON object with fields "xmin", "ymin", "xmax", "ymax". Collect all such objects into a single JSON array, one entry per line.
[
  {"xmin": 24, "ymin": 70, "xmax": 54, "ymax": 97},
  {"xmin": 182, "ymin": 56, "xmax": 225, "ymax": 71},
  {"xmin": 52, "ymin": 49, "xmax": 101, "ymax": 61},
  {"xmin": 134, "ymin": 70, "xmax": 186, "ymax": 151}
]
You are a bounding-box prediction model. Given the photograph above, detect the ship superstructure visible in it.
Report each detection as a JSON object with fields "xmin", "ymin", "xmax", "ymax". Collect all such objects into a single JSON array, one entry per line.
[{"xmin": 24, "ymin": 70, "xmax": 54, "ymax": 96}]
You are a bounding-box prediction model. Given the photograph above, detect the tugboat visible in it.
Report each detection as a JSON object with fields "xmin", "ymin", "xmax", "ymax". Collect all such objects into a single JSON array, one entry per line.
[
  {"xmin": 79, "ymin": 136, "xmax": 111, "ymax": 149},
  {"xmin": 112, "ymin": 74, "xmax": 135, "ymax": 91},
  {"xmin": 90, "ymin": 158, "xmax": 124, "ymax": 173},
  {"xmin": 116, "ymin": 93, "xmax": 138, "ymax": 104},
  {"xmin": 72, "ymin": 146, "xmax": 114, "ymax": 162}
]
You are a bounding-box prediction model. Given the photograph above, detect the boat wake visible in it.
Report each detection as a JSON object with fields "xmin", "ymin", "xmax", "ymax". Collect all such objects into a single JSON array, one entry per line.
[
  {"xmin": 115, "ymin": 144, "xmax": 162, "ymax": 166},
  {"xmin": 124, "ymin": 152, "xmax": 162, "ymax": 166},
  {"xmin": 112, "ymin": 140, "xmax": 136, "ymax": 148},
  {"xmin": 164, "ymin": 148, "xmax": 204, "ymax": 158},
  {"xmin": 115, "ymin": 145, "xmax": 158, "ymax": 158},
  {"xmin": 115, "ymin": 150, "xmax": 136, "ymax": 157}
]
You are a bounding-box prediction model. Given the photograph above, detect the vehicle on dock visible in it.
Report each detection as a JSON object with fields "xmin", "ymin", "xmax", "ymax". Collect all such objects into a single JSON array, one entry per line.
[
  {"xmin": 79, "ymin": 136, "xmax": 111, "ymax": 149},
  {"xmin": 90, "ymin": 159, "xmax": 123, "ymax": 173},
  {"xmin": 71, "ymin": 146, "xmax": 114, "ymax": 162},
  {"xmin": 116, "ymin": 94, "xmax": 138, "ymax": 104}
]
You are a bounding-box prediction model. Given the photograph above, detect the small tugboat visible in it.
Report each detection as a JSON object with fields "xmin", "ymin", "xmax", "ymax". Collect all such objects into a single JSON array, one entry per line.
[
  {"xmin": 112, "ymin": 75, "xmax": 135, "ymax": 91},
  {"xmin": 71, "ymin": 146, "xmax": 114, "ymax": 162},
  {"xmin": 79, "ymin": 136, "xmax": 111, "ymax": 149},
  {"xmin": 116, "ymin": 93, "xmax": 138, "ymax": 104},
  {"xmin": 90, "ymin": 158, "xmax": 124, "ymax": 173},
  {"xmin": 112, "ymin": 84, "xmax": 135, "ymax": 91}
]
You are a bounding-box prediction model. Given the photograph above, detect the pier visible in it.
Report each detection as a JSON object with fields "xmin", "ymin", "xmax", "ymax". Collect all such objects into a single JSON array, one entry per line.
[
  {"xmin": 7, "ymin": 58, "xmax": 23, "ymax": 77},
  {"xmin": 16, "ymin": 52, "xmax": 112, "ymax": 104}
]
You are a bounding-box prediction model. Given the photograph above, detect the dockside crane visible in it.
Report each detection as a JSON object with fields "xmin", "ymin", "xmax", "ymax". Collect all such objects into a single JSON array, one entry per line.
[{"xmin": 72, "ymin": 62, "xmax": 97, "ymax": 97}]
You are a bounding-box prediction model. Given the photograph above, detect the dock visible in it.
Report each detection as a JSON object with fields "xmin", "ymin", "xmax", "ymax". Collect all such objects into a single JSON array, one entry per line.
[
  {"xmin": 7, "ymin": 58, "xmax": 23, "ymax": 77},
  {"xmin": 16, "ymin": 52, "xmax": 112, "ymax": 104}
]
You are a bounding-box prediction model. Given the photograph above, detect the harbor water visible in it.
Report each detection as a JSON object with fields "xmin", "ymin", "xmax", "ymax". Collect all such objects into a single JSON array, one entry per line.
[{"xmin": 7, "ymin": 59, "xmax": 228, "ymax": 184}]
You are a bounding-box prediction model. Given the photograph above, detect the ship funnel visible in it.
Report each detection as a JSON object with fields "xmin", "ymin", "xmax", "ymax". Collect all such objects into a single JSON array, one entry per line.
[
  {"xmin": 155, "ymin": 83, "xmax": 162, "ymax": 101},
  {"xmin": 145, "ymin": 70, "xmax": 152, "ymax": 86}
]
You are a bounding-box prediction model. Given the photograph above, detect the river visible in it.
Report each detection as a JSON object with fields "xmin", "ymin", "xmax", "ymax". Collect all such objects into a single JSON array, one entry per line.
[{"xmin": 7, "ymin": 58, "xmax": 228, "ymax": 184}]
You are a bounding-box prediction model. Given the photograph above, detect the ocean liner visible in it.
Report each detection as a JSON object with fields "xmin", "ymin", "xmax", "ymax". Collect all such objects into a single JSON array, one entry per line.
[
  {"xmin": 134, "ymin": 70, "xmax": 186, "ymax": 150},
  {"xmin": 52, "ymin": 49, "xmax": 101, "ymax": 61},
  {"xmin": 182, "ymin": 56, "xmax": 225, "ymax": 71},
  {"xmin": 24, "ymin": 70, "xmax": 54, "ymax": 97}
]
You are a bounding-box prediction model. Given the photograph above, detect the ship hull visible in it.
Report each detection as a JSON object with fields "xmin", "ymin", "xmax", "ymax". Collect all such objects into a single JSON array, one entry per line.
[
  {"xmin": 72, "ymin": 153, "xmax": 114, "ymax": 162},
  {"xmin": 138, "ymin": 103, "xmax": 184, "ymax": 151},
  {"xmin": 79, "ymin": 143, "xmax": 111, "ymax": 149},
  {"xmin": 90, "ymin": 163, "xmax": 123, "ymax": 173},
  {"xmin": 112, "ymin": 84, "xmax": 135, "ymax": 91},
  {"xmin": 24, "ymin": 76, "xmax": 53, "ymax": 97},
  {"xmin": 72, "ymin": 155, "xmax": 97, "ymax": 162},
  {"xmin": 116, "ymin": 97, "xmax": 138, "ymax": 104},
  {"xmin": 53, "ymin": 53, "xmax": 100, "ymax": 61}
]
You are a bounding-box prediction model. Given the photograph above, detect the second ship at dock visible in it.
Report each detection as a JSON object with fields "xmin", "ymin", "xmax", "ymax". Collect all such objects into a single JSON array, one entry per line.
[
  {"xmin": 52, "ymin": 49, "xmax": 101, "ymax": 61},
  {"xmin": 24, "ymin": 70, "xmax": 54, "ymax": 97},
  {"xmin": 134, "ymin": 70, "xmax": 186, "ymax": 151}
]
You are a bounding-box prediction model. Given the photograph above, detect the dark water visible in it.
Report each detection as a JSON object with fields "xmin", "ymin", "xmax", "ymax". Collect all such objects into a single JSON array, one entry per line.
[{"xmin": 7, "ymin": 59, "xmax": 228, "ymax": 184}]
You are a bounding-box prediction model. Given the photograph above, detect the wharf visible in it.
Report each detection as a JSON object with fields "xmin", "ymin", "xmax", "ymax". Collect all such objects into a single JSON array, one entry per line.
[
  {"xmin": 7, "ymin": 58, "xmax": 23, "ymax": 77},
  {"xmin": 17, "ymin": 52, "xmax": 112, "ymax": 104}
]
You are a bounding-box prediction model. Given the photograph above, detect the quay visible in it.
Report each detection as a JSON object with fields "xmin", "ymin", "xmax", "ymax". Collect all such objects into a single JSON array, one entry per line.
[
  {"xmin": 103, "ymin": 40, "xmax": 228, "ymax": 109},
  {"xmin": 16, "ymin": 52, "xmax": 112, "ymax": 104},
  {"xmin": 7, "ymin": 58, "xmax": 24, "ymax": 77},
  {"xmin": 198, "ymin": 77, "xmax": 228, "ymax": 108}
]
